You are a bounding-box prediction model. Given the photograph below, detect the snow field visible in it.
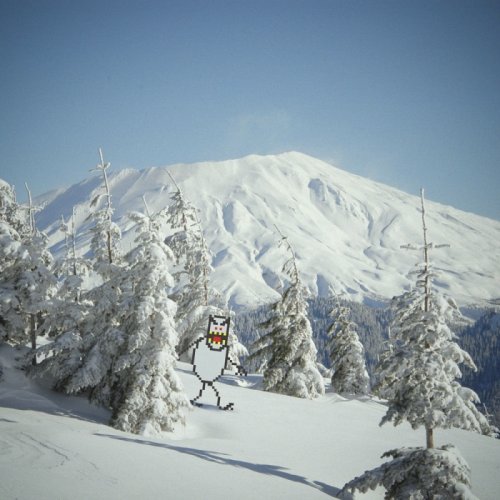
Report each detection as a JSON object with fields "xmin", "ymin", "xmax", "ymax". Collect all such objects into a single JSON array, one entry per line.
[{"xmin": 1, "ymin": 345, "xmax": 499, "ymax": 500}]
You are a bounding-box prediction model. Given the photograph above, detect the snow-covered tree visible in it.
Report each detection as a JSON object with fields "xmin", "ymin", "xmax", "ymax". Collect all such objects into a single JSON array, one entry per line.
[
  {"xmin": 375, "ymin": 190, "xmax": 492, "ymax": 447},
  {"xmin": 250, "ymin": 229, "xmax": 324, "ymax": 399},
  {"xmin": 344, "ymin": 189, "xmax": 493, "ymax": 499},
  {"xmin": 109, "ymin": 201, "xmax": 189, "ymax": 433},
  {"xmin": 343, "ymin": 445, "xmax": 477, "ymax": 500},
  {"xmin": 30, "ymin": 211, "xmax": 92, "ymax": 380},
  {"xmin": 0, "ymin": 181, "xmax": 56, "ymax": 362},
  {"xmin": 0, "ymin": 180, "xmax": 26, "ymax": 235},
  {"xmin": 226, "ymin": 309, "xmax": 249, "ymax": 370},
  {"xmin": 57, "ymin": 271, "xmax": 125, "ymax": 404},
  {"xmin": 57, "ymin": 208, "xmax": 90, "ymax": 283},
  {"xmin": 327, "ymin": 299, "xmax": 369, "ymax": 395},
  {"xmin": 165, "ymin": 175, "xmax": 218, "ymax": 361},
  {"xmin": 0, "ymin": 181, "xmax": 25, "ymax": 342},
  {"xmin": 87, "ymin": 148, "xmax": 122, "ymax": 278},
  {"xmin": 34, "ymin": 199, "xmax": 188, "ymax": 434}
]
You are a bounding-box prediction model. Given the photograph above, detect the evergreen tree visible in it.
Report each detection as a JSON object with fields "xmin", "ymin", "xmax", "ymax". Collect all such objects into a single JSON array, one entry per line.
[
  {"xmin": 165, "ymin": 175, "xmax": 217, "ymax": 361},
  {"xmin": 30, "ymin": 210, "xmax": 92, "ymax": 385},
  {"xmin": 375, "ymin": 190, "xmax": 492, "ymax": 445},
  {"xmin": 0, "ymin": 181, "xmax": 56, "ymax": 362},
  {"xmin": 343, "ymin": 189, "xmax": 493, "ymax": 499},
  {"xmin": 327, "ymin": 299, "xmax": 369, "ymax": 395},
  {"xmin": 110, "ymin": 201, "xmax": 189, "ymax": 433},
  {"xmin": 226, "ymin": 309, "xmax": 249, "ymax": 370},
  {"xmin": 343, "ymin": 445, "xmax": 477, "ymax": 500},
  {"xmin": 34, "ymin": 200, "xmax": 188, "ymax": 434},
  {"xmin": 250, "ymin": 229, "xmax": 324, "ymax": 398},
  {"xmin": 88, "ymin": 148, "xmax": 122, "ymax": 279},
  {"xmin": 57, "ymin": 208, "xmax": 90, "ymax": 283}
]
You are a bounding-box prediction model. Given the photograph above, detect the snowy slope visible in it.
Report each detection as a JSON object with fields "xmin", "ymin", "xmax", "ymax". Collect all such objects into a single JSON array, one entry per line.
[
  {"xmin": 1, "ymin": 344, "xmax": 499, "ymax": 500},
  {"xmin": 35, "ymin": 152, "xmax": 500, "ymax": 309}
]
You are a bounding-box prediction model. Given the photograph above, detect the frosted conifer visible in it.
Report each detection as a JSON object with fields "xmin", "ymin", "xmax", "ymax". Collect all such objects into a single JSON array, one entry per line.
[
  {"xmin": 39, "ymin": 200, "xmax": 189, "ymax": 433},
  {"xmin": 30, "ymin": 211, "xmax": 92, "ymax": 384},
  {"xmin": 110, "ymin": 202, "xmax": 189, "ymax": 433},
  {"xmin": 375, "ymin": 190, "xmax": 492, "ymax": 444},
  {"xmin": 0, "ymin": 181, "xmax": 56, "ymax": 361},
  {"xmin": 343, "ymin": 445, "xmax": 477, "ymax": 500},
  {"xmin": 327, "ymin": 300, "xmax": 369, "ymax": 395},
  {"xmin": 344, "ymin": 189, "xmax": 492, "ymax": 499},
  {"xmin": 87, "ymin": 148, "xmax": 122, "ymax": 279},
  {"xmin": 250, "ymin": 229, "xmax": 324, "ymax": 398},
  {"xmin": 165, "ymin": 175, "xmax": 217, "ymax": 361},
  {"xmin": 226, "ymin": 309, "xmax": 249, "ymax": 370}
]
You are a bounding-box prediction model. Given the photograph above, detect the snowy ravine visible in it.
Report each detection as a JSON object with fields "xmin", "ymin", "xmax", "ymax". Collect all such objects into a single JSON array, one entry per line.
[
  {"xmin": 1, "ymin": 345, "xmax": 499, "ymax": 500},
  {"xmin": 35, "ymin": 152, "xmax": 500, "ymax": 311}
]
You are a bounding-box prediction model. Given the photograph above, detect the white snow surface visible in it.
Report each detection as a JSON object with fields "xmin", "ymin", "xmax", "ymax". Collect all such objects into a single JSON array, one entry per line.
[
  {"xmin": 1, "ymin": 344, "xmax": 499, "ymax": 500},
  {"xmin": 35, "ymin": 151, "xmax": 500, "ymax": 309}
]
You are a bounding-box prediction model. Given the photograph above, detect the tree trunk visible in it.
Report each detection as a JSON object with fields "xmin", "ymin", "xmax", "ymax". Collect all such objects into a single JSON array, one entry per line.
[
  {"xmin": 30, "ymin": 314, "xmax": 37, "ymax": 366},
  {"xmin": 426, "ymin": 425, "xmax": 434, "ymax": 449}
]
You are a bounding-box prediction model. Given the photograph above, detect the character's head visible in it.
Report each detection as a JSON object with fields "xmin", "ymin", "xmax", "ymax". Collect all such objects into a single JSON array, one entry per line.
[{"xmin": 206, "ymin": 315, "xmax": 230, "ymax": 351}]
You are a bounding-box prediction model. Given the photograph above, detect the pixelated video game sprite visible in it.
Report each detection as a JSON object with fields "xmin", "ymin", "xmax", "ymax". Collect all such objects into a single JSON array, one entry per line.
[{"xmin": 189, "ymin": 314, "xmax": 247, "ymax": 411}]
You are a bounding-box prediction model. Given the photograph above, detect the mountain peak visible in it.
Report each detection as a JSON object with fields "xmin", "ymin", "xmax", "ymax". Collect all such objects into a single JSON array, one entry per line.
[{"xmin": 38, "ymin": 152, "xmax": 500, "ymax": 309}]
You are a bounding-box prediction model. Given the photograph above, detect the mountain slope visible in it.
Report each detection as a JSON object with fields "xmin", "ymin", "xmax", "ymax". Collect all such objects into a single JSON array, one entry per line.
[
  {"xmin": 1, "ymin": 344, "xmax": 499, "ymax": 500},
  {"xmin": 36, "ymin": 152, "xmax": 500, "ymax": 309}
]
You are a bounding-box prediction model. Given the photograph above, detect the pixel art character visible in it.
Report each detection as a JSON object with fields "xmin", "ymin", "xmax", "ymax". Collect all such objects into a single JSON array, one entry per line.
[{"xmin": 190, "ymin": 314, "xmax": 247, "ymax": 410}]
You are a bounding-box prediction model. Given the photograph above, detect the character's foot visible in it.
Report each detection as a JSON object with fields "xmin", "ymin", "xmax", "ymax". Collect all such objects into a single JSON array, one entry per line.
[{"xmin": 219, "ymin": 402, "xmax": 234, "ymax": 411}]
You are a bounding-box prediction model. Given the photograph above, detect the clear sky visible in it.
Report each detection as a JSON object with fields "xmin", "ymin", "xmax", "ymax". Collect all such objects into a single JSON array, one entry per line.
[{"xmin": 1, "ymin": 0, "xmax": 499, "ymax": 220}]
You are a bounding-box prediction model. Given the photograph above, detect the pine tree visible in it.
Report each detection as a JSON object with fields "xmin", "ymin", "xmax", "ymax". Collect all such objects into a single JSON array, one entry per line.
[
  {"xmin": 30, "ymin": 209, "xmax": 92, "ymax": 384},
  {"xmin": 226, "ymin": 309, "xmax": 249, "ymax": 370},
  {"xmin": 250, "ymin": 228, "xmax": 324, "ymax": 398},
  {"xmin": 0, "ymin": 181, "xmax": 56, "ymax": 363},
  {"xmin": 327, "ymin": 298, "xmax": 369, "ymax": 395},
  {"xmin": 88, "ymin": 148, "xmax": 122, "ymax": 279},
  {"xmin": 107, "ymin": 200, "xmax": 189, "ymax": 433},
  {"xmin": 375, "ymin": 190, "xmax": 491, "ymax": 445},
  {"xmin": 343, "ymin": 189, "xmax": 493, "ymax": 499},
  {"xmin": 0, "ymin": 180, "xmax": 25, "ymax": 343},
  {"xmin": 35, "ymin": 199, "xmax": 188, "ymax": 434},
  {"xmin": 165, "ymin": 175, "xmax": 218, "ymax": 361},
  {"xmin": 343, "ymin": 445, "xmax": 478, "ymax": 499}
]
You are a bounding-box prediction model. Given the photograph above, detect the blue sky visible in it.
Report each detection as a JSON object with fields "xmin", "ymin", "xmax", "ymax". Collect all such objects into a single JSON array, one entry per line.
[{"xmin": 1, "ymin": 0, "xmax": 499, "ymax": 220}]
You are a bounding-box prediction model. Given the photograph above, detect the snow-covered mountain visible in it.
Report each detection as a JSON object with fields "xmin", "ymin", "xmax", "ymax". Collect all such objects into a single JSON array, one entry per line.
[{"xmin": 36, "ymin": 152, "xmax": 500, "ymax": 310}]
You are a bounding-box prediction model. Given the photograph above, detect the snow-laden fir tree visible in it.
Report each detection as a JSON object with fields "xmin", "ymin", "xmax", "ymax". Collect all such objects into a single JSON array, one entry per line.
[
  {"xmin": 327, "ymin": 298, "xmax": 369, "ymax": 395},
  {"xmin": 109, "ymin": 199, "xmax": 189, "ymax": 433},
  {"xmin": 57, "ymin": 208, "xmax": 91, "ymax": 284},
  {"xmin": 0, "ymin": 181, "xmax": 56, "ymax": 362},
  {"xmin": 250, "ymin": 228, "xmax": 324, "ymax": 399},
  {"xmin": 376, "ymin": 190, "xmax": 492, "ymax": 445},
  {"xmin": 226, "ymin": 309, "xmax": 249, "ymax": 370},
  {"xmin": 87, "ymin": 148, "xmax": 122, "ymax": 279},
  {"xmin": 55, "ymin": 269, "xmax": 125, "ymax": 406},
  {"xmin": 165, "ymin": 175, "xmax": 222, "ymax": 361},
  {"xmin": 30, "ymin": 210, "xmax": 93, "ymax": 384},
  {"xmin": 344, "ymin": 445, "xmax": 478, "ymax": 500},
  {"xmin": 34, "ymin": 199, "xmax": 189, "ymax": 434},
  {"xmin": 343, "ymin": 189, "xmax": 493, "ymax": 499}
]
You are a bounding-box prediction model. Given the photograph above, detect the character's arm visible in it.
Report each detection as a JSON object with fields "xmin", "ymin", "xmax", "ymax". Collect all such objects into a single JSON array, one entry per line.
[
  {"xmin": 228, "ymin": 357, "xmax": 248, "ymax": 377},
  {"xmin": 177, "ymin": 336, "xmax": 204, "ymax": 359}
]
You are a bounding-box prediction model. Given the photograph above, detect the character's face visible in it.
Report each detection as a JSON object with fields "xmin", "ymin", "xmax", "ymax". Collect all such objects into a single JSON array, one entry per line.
[{"xmin": 206, "ymin": 315, "xmax": 230, "ymax": 351}]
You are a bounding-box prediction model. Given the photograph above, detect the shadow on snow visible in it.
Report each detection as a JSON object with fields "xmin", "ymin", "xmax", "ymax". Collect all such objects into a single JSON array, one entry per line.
[{"xmin": 96, "ymin": 432, "xmax": 350, "ymax": 499}]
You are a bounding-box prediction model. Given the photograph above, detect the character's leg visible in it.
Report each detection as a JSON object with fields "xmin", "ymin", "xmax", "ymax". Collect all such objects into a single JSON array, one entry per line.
[
  {"xmin": 210, "ymin": 382, "xmax": 234, "ymax": 411},
  {"xmin": 191, "ymin": 382, "xmax": 207, "ymax": 407}
]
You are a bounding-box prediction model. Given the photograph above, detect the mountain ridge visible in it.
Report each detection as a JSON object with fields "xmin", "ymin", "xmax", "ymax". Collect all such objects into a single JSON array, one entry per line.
[{"xmin": 35, "ymin": 151, "xmax": 500, "ymax": 310}]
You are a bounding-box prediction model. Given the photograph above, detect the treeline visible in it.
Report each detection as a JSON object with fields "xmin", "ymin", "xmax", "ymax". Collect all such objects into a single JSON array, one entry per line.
[{"xmin": 237, "ymin": 300, "xmax": 499, "ymax": 428}]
